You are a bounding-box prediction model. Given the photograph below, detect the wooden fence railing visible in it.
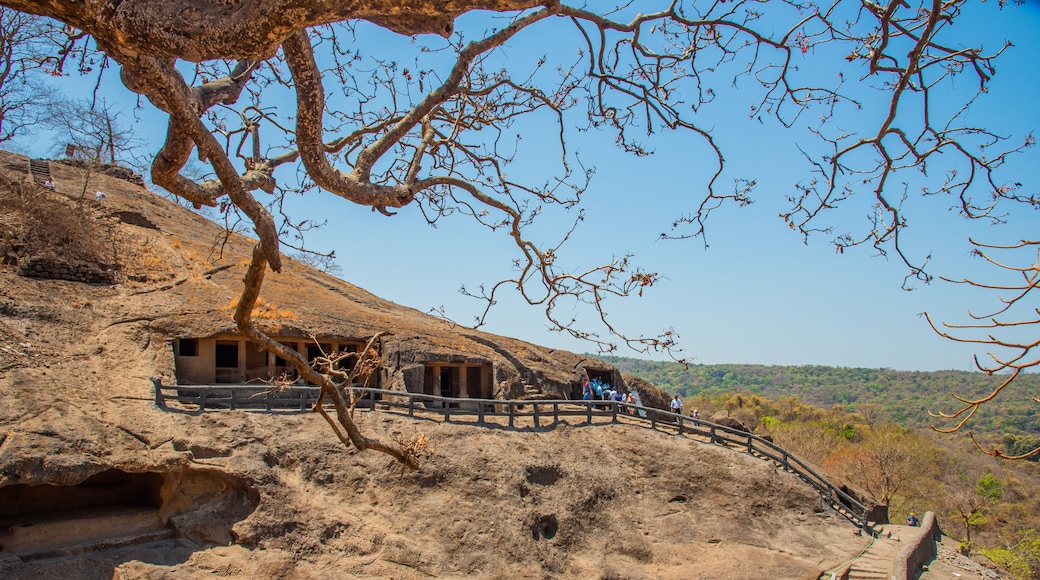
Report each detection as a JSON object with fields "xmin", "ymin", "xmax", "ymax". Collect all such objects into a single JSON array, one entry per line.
[{"xmin": 152, "ymin": 378, "xmax": 871, "ymax": 530}]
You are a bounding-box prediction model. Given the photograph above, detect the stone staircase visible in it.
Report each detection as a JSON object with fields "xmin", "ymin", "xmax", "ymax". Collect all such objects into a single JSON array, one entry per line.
[
  {"xmin": 828, "ymin": 524, "xmax": 917, "ymax": 580},
  {"xmin": 29, "ymin": 158, "xmax": 52, "ymax": 185},
  {"xmin": 846, "ymin": 537, "xmax": 898, "ymax": 579},
  {"xmin": 521, "ymin": 383, "xmax": 555, "ymax": 400}
]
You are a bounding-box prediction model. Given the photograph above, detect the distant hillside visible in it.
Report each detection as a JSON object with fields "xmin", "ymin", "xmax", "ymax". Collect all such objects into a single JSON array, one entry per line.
[{"xmin": 598, "ymin": 356, "xmax": 1040, "ymax": 437}]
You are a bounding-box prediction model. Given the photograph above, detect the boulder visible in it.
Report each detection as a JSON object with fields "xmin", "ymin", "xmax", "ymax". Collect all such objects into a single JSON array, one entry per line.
[{"xmin": 709, "ymin": 410, "xmax": 749, "ymax": 433}]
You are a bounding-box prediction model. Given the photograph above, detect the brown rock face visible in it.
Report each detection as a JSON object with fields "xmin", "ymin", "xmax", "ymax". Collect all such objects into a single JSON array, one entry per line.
[
  {"xmin": 710, "ymin": 411, "xmax": 751, "ymax": 433},
  {"xmin": 623, "ymin": 372, "xmax": 670, "ymax": 411},
  {"xmin": 0, "ymin": 152, "xmax": 870, "ymax": 578}
]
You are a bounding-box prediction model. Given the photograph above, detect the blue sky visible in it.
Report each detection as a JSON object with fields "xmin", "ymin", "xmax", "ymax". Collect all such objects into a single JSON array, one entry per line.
[{"xmin": 18, "ymin": 1, "xmax": 1040, "ymax": 372}]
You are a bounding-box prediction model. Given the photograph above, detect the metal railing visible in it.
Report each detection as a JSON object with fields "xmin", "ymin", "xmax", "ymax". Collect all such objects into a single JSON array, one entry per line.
[{"xmin": 152, "ymin": 378, "xmax": 871, "ymax": 529}]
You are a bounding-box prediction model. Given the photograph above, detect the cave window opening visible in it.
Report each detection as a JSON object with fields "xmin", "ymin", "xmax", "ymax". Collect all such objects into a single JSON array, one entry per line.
[
  {"xmin": 215, "ymin": 341, "xmax": 238, "ymax": 368},
  {"xmin": 178, "ymin": 338, "xmax": 199, "ymax": 357}
]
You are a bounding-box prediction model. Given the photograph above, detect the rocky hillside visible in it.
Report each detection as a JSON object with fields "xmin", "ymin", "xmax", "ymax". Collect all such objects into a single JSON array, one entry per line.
[{"xmin": 0, "ymin": 151, "xmax": 871, "ymax": 579}]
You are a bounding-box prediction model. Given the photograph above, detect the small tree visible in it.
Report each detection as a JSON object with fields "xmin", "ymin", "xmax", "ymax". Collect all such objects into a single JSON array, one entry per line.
[
  {"xmin": 822, "ymin": 426, "xmax": 939, "ymax": 510},
  {"xmin": 45, "ymin": 99, "xmax": 135, "ymax": 165},
  {"xmin": 0, "ymin": 9, "xmax": 54, "ymax": 145},
  {"xmin": 43, "ymin": 98, "xmax": 138, "ymax": 202},
  {"xmin": 0, "ymin": 8, "xmax": 96, "ymax": 147},
  {"xmin": 943, "ymin": 472, "xmax": 1003, "ymax": 549}
]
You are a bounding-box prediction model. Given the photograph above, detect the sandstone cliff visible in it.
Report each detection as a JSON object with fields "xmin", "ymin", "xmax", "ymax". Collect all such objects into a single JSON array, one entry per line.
[{"xmin": 0, "ymin": 151, "xmax": 869, "ymax": 579}]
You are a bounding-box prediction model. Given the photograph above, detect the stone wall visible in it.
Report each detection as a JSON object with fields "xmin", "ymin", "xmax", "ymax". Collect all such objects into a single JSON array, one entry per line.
[
  {"xmin": 17, "ymin": 256, "xmax": 115, "ymax": 284},
  {"xmin": 890, "ymin": 511, "xmax": 941, "ymax": 580}
]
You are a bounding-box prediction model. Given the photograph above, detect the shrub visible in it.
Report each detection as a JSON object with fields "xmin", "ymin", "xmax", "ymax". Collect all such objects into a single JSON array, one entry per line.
[{"xmin": 1, "ymin": 179, "xmax": 116, "ymax": 268}]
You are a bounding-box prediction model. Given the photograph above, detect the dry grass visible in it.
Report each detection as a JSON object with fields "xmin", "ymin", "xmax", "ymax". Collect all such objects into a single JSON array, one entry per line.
[
  {"xmin": 1, "ymin": 179, "xmax": 118, "ymax": 268},
  {"xmin": 224, "ymin": 295, "xmax": 299, "ymax": 321},
  {"xmin": 140, "ymin": 254, "xmax": 166, "ymax": 269}
]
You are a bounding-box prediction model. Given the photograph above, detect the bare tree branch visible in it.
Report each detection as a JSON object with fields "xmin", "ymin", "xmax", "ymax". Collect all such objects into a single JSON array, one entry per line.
[
  {"xmin": 3, "ymin": 0, "xmax": 1034, "ymax": 464},
  {"xmin": 926, "ymin": 238, "xmax": 1040, "ymax": 460}
]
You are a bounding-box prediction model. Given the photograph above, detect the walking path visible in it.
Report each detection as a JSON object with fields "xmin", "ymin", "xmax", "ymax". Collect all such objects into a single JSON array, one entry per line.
[
  {"xmin": 155, "ymin": 383, "xmax": 1008, "ymax": 579},
  {"xmin": 847, "ymin": 524, "xmax": 916, "ymax": 580},
  {"xmin": 153, "ymin": 382, "xmax": 872, "ymax": 528}
]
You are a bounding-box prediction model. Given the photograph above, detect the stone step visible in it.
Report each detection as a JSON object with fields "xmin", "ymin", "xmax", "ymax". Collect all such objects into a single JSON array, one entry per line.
[
  {"xmin": 0, "ymin": 506, "xmax": 171, "ymax": 559},
  {"xmin": 848, "ymin": 565, "xmax": 890, "ymax": 573},
  {"xmin": 839, "ymin": 528, "xmax": 908, "ymax": 580},
  {"xmin": 23, "ymin": 527, "xmax": 178, "ymax": 561},
  {"xmin": 28, "ymin": 158, "xmax": 51, "ymax": 184}
]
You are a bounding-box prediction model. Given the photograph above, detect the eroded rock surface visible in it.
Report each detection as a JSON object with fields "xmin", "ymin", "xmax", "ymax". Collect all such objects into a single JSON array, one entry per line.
[{"xmin": 0, "ymin": 152, "xmax": 871, "ymax": 578}]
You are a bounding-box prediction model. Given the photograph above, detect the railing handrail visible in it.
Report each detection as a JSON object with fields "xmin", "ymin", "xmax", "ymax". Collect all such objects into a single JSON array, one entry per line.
[{"xmin": 152, "ymin": 379, "xmax": 871, "ymax": 529}]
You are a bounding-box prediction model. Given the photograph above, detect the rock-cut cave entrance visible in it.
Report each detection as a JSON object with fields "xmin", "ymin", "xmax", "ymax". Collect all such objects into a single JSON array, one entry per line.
[
  {"xmin": 0, "ymin": 469, "xmax": 167, "ymax": 559},
  {"xmin": 0, "ymin": 467, "xmax": 258, "ymax": 561}
]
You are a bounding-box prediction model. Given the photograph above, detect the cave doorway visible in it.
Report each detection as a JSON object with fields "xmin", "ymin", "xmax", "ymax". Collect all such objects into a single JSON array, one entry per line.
[
  {"xmin": 0, "ymin": 468, "xmax": 259, "ymax": 560},
  {"xmin": 0, "ymin": 469, "xmax": 167, "ymax": 558},
  {"xmin": 440, "ymin": 366, "xmax": 460, "ymax": 408},
  {"xmin": 421, "ymin": 363, "xmax": 491, "ymax": 407}
]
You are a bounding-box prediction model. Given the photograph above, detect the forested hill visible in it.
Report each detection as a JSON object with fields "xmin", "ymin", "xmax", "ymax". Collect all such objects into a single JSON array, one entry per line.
[{"xmin": 601, "ymin": 356, "xmax": 1040, "ymax": 436}]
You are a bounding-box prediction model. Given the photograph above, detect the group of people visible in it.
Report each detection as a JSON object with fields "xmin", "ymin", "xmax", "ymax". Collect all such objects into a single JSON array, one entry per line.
[
  {"xmin": 580, "ymin": 385, "xmax": 705, "ymax": 423},
  {"xmin": 581, "ymin": 378, "xmax": 641, "ymax": 415},
  {"xmin": 670, "ymin": 395, "xmax": 701, "ymax": 424},
  {"xmin": 581, "ymin": 377, "xmax": 610, "ymax": 401}
]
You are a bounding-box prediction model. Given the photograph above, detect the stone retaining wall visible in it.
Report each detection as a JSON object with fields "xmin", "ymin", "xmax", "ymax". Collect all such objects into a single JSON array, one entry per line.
[
  {"xmin": 891, "ymin": 511, "xmax": 941, "ymax": 580},
  {"xmin": 17, "ymin": 256, "xmax": 115, "ymax": 285}
]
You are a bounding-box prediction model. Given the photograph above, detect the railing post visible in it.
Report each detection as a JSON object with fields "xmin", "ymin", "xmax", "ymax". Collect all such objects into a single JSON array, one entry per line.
[
  {"xmin": 747, "ymin": 436, "xmax": 753, "ymax": 453},
  {"xmin": 586, "ymin": 402, "xmax": 593, "ymax": 425},
  {"xmin": 650, "ymin": 411, "xmax": 656, "ymax": 430},
  {"xmin": 151, "ymin": 376, "xmax": 165, "ymax": 409},
  {"xmin": 265, "ymin": 390, "xmax": 272, "ymax": 411},
  {"xmin": 408, "ymin": 394, "xmax": 415, "ymax": 417},
  {"xmin": 478, "ymin": 402, "xmax": 485, "ymax": 425},
  {"xmin": 553, "ymin": 403, "xmax": 559, "ymax": 425},
  {"xmin": 300, "ymin": 390, "xmax": 307, "ymax": 412},
  {"xmin": 509, "ymin": 403, "xmax": 515, "ymax": 428},
  {"xmin": 611, "ymin": 403, "xmax": 618, "ymax": 423},
  {"xmin": 710, "ymin": 426, "xmax": 716, "ymax": 444},
  {"xmin": 230, "ymin": 388, "xmax": 237, "ymax": 410},
  {"xmin": 533, "ymin": 403, "xmax": 540, "ymax": 428}
]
